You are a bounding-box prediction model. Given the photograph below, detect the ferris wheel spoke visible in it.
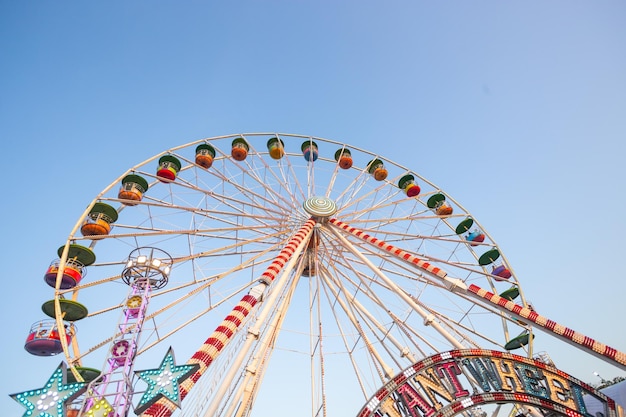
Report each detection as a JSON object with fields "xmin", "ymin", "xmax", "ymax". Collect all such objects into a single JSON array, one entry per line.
[
  {"xmin": 190, "ymin": 188, "xmax": 289, "ymax": 222},
  {"xmin": 205, "ymin": 159, "xmax": 296, "ymax": 213},
  {"xmin": 344, "ymin": 212, "xmax": 455, "ymax": 237},
  {"xmin": 109, "ymin": 190, "xmax": 274, "ymax": 221},
  {"xmin": 331, "ymin": 217, "xmax": 626, "ymax": 370},
  {"xmin": 348, "ymin": 227, "xmax": 517, "ymax": 296},
  {"xmin": 322, "ymin": 143, "xmax": 352, "ymax": 198},
  {"xmin": 223, "ymin": 140, "xmax": 303, "ymax": 209},
  {"xmin": 136, "ymin": 286, "xmax": 253, "ymax": 357},
  {"xmin": 383, "ymin": 305, "xmax": 441, "ymax": 354},
  {"xmin": 332, "ymin": 226, "xmax": 478, "ymax": 286},
  {"xmin": 324, "ymin": 250, "xmax": 458, "ymax": 358},
  {"xmin": 338, "ymin": 188, "xmax": 399, "ymax": 224},
  {"xmin": 172, "ymin": 230, "xmax": 289, "ymax": 265},
  {"xmin": 331, "ymin": 154, "xmax": 392, "ymax": 210},
  {"xmin": 408, "ymin": 294, "xmax": 492, "ymax": 348},
  {"xmin": 313, "ymin": 274, "xmax": 371, "ymax": 400},
  {"xmin": 271, "ymin": 148, "xmax": 309, "ymax": 203},
  {"xmin": 320, "ymin": 237, "xmax": 466, "ymax": 376},
  {"xmin": 69, "ymin": 231, "xmax": 292, "ymax": 369},
  {"xmin": 325, "ymin": 223, "xmax": 467, "ymax": 350},
  {"xmin": 330, "ymin": 169, "xmax": 371, "ymax": 207},
  {"xmin": 343, "ymin": 187, "xmax": 416, "ymax": 221},
  {"xmin": 320, "ymin": 266, "xmax": 418, "ymax": 367},
  {"xmin": 181, "ymin": 142, "xmax": 299, "ymax": 214},
  {"xmin": 221, "ymin": 263, "xmax": 303, "ymax": 417},
  {"xmin": 329, "ymin": 241, "xmax": 522, "ymax": 350},
  {"xmin": 79, "ymin": 223, "xmax": 286, "ymax": 247},
  {"xmin": 317, "ymin": 266, "xmax": 394, "ymax": 380},
  {"xmin": 143, "ymin": 240, "xmax": 290, "ymax": 314},
  {"xmin": 191, "ymin": 171, "xmax": 296, "ymax": 218},
  {"xmin": 138, "ymin": 182, "xmax": 290, "ymax": 225},
  {"xmin": 322, "ymin": 162, "xmax": 343, "ymax": 200},
  {"xmin": 348, "ymin": 172, "xmax": 419, "ymax": 219}
]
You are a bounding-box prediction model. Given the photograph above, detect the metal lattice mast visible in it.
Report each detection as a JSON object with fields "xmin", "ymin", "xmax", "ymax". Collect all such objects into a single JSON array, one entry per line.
[{"xmin": 76, "ymin": 247, "xmax": 173, "ymax": 417}]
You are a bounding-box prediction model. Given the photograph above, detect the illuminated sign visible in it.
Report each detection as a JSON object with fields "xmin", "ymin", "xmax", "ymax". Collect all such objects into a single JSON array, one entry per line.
[{"xmin": 358, "ymin": 349, "xmax": 619, "ymax": 417}]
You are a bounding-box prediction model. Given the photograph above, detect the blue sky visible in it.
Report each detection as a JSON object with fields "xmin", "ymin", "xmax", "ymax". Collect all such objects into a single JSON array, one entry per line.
[{"xmin": 2, "ymin": 1, "xmax": 625, "ymax": 415}]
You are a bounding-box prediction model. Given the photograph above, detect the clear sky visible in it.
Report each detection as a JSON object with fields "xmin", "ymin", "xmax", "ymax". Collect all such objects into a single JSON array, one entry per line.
[{"xmin": 2, "ymin": 1, "xmax": 625, "ymax": 416}]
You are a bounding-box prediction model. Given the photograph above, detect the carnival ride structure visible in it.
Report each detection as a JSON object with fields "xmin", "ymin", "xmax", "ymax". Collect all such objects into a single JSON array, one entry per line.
[{"xmin": 12, "ymin": 133, "xmax": 626, "ymax": 417}]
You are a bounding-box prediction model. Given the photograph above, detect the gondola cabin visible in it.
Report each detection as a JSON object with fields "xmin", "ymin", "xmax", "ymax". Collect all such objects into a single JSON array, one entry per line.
[
  {"xmin": 195, "ymin": 143, "xmax": 216, "ymax": 168},
  {"xmin": 301, "ymin": 140, "xmax": 318, "ymax": 162},
  {"xmin": 499, "ymin": 286, "xmax": 519, "ymax": 301},
  {"xmin": 125, "ymin": 295, "xmax": 143, "ymax": 318},
  {"xmin": 427, "ymin": 193, "xmax": 453, "ymax": 216},
  {"xmin": 231, "ymin": 137, "xmax": 249, "ymax": 161},
  {"xmin": 398, "ymin": 174, "xmax": 421, "ymax": 197},
  {"xmin": 111, "ymin": 339, "xmax": 131, "ymax": 366},
  {"xmin": 437, "ymin": 204, "xmax": 453, "ymax": 216},
  {"xmin": 455, "ymin": 218, "xmax": 473, "ymax": 234},
  {"xmin": 334, "ymin": 148, "xmax": 353, "ymax": 169},
  {"xmin": 44, "ymin": 244, "xmax": 96, "ymax": 289},
  {"xmin": 42, "ymin": 299, "xmax": 89, "ymax": 322},
  {"xmin": 504, "ymin": 331, "xmax": 533, "ymax": 350},
  {"xmin": 24, "ymin": 319, "xmax": 73, "ymax": 356},
  {"xmin": 267, "ymin": 137, "xmax": 285, "ymax": 160},
  {"xmin": 156, "ymin": 155, "xmax": 182, "ymax": 182},
  {"xmin": 478, "ymin": 248, "xmax": 500, "ymax": 266},
  {"xmin": 367, "ymin": 159, "xmax": 388, "ymax": 181},
  {"xmin": 118, "ymin": 174, "xmax": 149, "ymax": 205},
  {"xmin": 466, "ymin": 230, "xmax": 486, "ymax": 246},
  {"xmin": 81, "ymin": 202, "xmax": 118, "ymax": 237},
  {"xmin": 491, "ymin": 264, "xmax": 512, "ymax": 281}
]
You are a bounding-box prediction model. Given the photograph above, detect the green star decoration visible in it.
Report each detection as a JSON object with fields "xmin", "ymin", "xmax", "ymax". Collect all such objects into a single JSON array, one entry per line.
[
  {"xmin": 134, "ymin": 347, "xmax": 199, "ymax": 415},
  {"xmin": 10, "ymin": 362, "xmax": 87, "ymax": 417}
]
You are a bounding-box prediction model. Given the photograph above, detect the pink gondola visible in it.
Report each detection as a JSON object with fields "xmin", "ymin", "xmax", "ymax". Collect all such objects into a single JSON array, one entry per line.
[{"xmin": 24, "ymin": 319, "xmax": 73, "ymax": 356}]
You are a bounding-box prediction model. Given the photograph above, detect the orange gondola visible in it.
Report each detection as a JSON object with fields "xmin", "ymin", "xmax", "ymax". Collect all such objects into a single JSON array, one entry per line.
[
  {"xmin": 427, "ymin": 193, "xmax": 453, "ymax": 216},
  {"xmin": 81, "ymin": 202, "xmax": 118, "ymax": 237},
  {"xmin": 267, "ymin": 137, "xmax": 285, "ymax": 160},
  {"xmin": 231, "ymin": 137, "xmax": 249, "ymax": 161},
  {"xmin": 118, "ymin": 174, "xmax": 149, "ymax": 205},
  {"xmin": 195, "ymin": 143, "xmax": 216, "ymax": 168},
  {"xmin": 367, "ymin": 159, "xmax": 388, "ymax": 181},
  {"xmin": 334, "ymin": 148, "xmax": 353, "ymax": 169}
]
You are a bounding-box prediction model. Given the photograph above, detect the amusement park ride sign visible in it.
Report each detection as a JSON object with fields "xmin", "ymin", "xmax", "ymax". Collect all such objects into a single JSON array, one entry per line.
[{"xmin": 358, "ymin": 349, "xmax": 621, "ymax": 417}]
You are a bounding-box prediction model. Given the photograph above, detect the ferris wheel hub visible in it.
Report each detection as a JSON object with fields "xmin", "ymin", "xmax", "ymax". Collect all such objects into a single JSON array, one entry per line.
[{"xmin": 303, "ymin": 196, "xmax": 337, "ymax": 217}]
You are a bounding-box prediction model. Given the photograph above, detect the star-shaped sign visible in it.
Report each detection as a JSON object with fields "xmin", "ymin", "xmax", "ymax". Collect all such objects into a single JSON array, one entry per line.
[
  {"xmin": 134, "ymin": 347, "xmax": 199, "ymax": 415},
  {"xmin": 11, "ymin": 362, "xmax": 87, "ymax": 417}
]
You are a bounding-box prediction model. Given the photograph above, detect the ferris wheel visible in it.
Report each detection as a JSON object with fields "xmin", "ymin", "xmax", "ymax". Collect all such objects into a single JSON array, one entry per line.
[{"xmin": 14, "ymin": 133, "xmax": 625, "ymax": 417}]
